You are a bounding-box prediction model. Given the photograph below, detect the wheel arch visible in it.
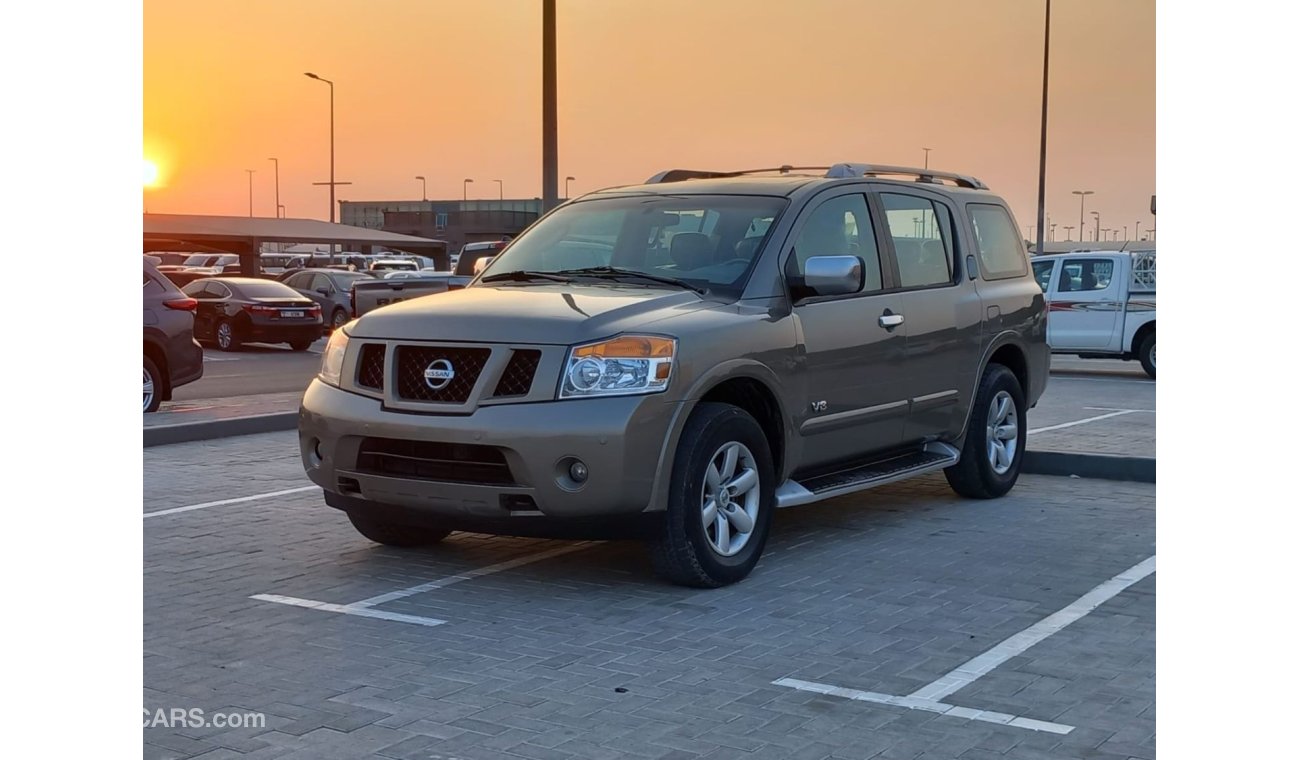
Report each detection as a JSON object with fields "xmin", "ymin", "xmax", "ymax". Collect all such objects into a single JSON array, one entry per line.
[
  {"xmin": 1131, "ymin": 319, "xmax": 1155, "ymax": 355},
  {"xmin": 955, "ymin": 333, "xmax": 1032, "ymax": 444},
  {"xmin": 143, "ymin": 336, "xmax": 171, "ymax": 398}
]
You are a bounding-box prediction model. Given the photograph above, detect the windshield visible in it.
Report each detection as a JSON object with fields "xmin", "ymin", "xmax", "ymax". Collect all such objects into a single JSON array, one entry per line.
[{"xmin": 476, "ymin": 195, "xmax": 786, "ymax": 297}]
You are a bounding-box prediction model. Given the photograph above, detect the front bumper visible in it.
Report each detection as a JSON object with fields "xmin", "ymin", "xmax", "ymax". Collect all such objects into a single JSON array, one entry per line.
[{"xmin": 299, "ymin": 379, "xmax": 682, "ymax": 526}]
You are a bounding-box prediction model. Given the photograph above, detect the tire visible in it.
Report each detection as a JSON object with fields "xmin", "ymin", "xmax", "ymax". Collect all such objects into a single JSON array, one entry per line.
[
  {"xmin": 288, "ymin": 339, "xmax": 313, "ymax": 351},
  {"xmin": 945, "ymin": 364, "xmax": 1027, "ymax": 499},
  {"xmin": 1138, "ymin": 332, "xmax": 1156, "ymax": 379},
  {"xmin": 215, "ymin": 319, "xmax": 241, "ymax": 352},
  {"xmin": 650, "ymin": 402, "xmax": 776, "ymax": 588},
  {"xmin": 330, "ymin": 307, "xmax": 349, "ymax": 332},
  {"xmin": 348, "ymin": 513, "xmax": 452, "ymax": 547},
  {"xmin": 143, "ymin": 356, "xmax": 163, "ymax": 413}
]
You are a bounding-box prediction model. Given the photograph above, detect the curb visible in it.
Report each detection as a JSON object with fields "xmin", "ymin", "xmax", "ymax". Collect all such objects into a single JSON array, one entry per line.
[
  {"xmin": 143, "ymin": 412, "xmax": 298, "ymax": 448},
  {"xmin": 1022, "ymin": 450, "xmax": 1155, "ymax": 483},
  {"xmin": 144, "ymin": 412, "xmax": 1156, "ymax": 484}
]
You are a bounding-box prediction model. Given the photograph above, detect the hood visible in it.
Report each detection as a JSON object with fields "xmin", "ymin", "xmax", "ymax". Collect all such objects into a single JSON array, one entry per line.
[{"xmin": 348, "ymin": 282, "xmax": 717, "ymax": 344}]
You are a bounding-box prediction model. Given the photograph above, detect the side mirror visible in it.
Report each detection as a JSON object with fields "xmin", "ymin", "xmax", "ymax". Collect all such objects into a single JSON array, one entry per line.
[
  {"xmin": 316, "ymin": 287, "xmax": 331, "ymax": 296},
  {"xmin": 801, "ymin": 255, "xmax": 863, "ymax": 297},
  {"xmin": 473, "ymin": 256, "xmax": 495, "ymax": 275}
]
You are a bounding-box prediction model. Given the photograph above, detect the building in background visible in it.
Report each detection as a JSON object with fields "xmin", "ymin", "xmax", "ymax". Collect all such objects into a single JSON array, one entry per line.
[{"xmin": 340, "ymin": 199, "xmax": 543, "ymax": 255}]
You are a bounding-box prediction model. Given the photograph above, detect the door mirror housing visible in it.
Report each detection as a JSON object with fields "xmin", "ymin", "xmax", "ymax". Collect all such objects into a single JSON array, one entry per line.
[
  {"xmin": 316, "ymin": 287, "xmax": 332, "ymax": 296},
  {"xmin": 801, "ymin": 255, "xmax": 863, "ymax": 297}
]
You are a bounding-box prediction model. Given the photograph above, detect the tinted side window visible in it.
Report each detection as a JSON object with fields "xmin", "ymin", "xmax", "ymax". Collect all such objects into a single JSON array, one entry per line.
[
  {"xmin": 881, "ymin": 193, "xmax": 954, "ymax": 288},
  {"xmin": 285, "ymin": 273, "xmax": 309, "ymax": 289},
  {"xmin": 1031, "ymin": 260, "xmax": 1055, "ymax": 291},
  {"xmin": 791, "ymin": 194, "xmax": 883, "ymax": 293},
  {"xmin": 1055, "ymin": 258, "xmax": 1114, "ymax": 293},
  {"xmin": 968, "ymin": 204, "xmax": 1028, "ymax": 280}
]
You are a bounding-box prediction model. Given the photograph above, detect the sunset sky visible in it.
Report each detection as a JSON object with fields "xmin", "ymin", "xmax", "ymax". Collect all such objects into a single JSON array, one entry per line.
[{"xmin": 144, "ymin": 0, "xmax": 1154, "ymax": 241}]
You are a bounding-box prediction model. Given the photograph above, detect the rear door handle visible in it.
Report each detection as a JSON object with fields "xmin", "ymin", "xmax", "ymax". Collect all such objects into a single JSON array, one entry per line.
[{"xmin": 879, "ymin": 313, "xmax": 904, "ymax": 329}]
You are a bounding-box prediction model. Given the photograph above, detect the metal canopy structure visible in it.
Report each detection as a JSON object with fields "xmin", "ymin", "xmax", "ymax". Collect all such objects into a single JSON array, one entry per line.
[{"xmin": 143, "ymin": 213, "xmax": 450, "ymax": 271}]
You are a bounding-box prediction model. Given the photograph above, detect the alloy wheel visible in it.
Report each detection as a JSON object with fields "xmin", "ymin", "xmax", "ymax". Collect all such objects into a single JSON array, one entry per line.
[
  {"xmin": 143, "ymin": 367, "xmax": 155, "ymax": 412},
  {"xmin": 700, "ymin": 441, "xmax": 761, "ymax": 557},
  {"xmin": 217, "ymin": 322, "xmax": 233, "ymax": 349},
  {"xmin": 985, "ymin": 390, "xmax": 1019, "ymax": 475}
]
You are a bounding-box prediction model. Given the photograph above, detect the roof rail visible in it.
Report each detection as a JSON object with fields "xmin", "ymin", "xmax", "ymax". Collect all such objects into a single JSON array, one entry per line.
[
  {"xmin": 645, "ymin": 166, "xmax": 829, "ymax": 184},
  {"xmin": 824, "ymin": 163, "xmax": 988, "ymax": 190}
]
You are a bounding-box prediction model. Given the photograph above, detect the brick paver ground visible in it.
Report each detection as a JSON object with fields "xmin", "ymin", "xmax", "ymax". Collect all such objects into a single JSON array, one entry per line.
[{"xmin": 145, "ymin": 431, "xmax": 1154, "ymax": 759}]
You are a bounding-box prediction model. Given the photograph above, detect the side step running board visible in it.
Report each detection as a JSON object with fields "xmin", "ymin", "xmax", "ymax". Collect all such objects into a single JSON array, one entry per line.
[{"xmin": 774, "ymin": 442, "xmax": 960, "ymax": 508}]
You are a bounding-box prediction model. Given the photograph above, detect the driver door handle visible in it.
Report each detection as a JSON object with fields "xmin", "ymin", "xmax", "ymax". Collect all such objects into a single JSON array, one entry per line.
[{"xmin": 879, "ymin": 312, "xmax": 904, "ymax": 329}]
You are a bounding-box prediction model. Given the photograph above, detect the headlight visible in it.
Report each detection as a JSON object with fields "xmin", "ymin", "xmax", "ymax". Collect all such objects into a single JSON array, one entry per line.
[
  {"xmin": 318, "ymin": 328, "xmax": 350, "ymax": 387},
  {"xmin": 560, "ymin": 335, "xmax": 676, "ymax": 398}
]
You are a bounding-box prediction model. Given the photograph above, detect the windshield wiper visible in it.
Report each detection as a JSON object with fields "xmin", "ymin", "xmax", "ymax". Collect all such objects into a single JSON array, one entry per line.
[
  {"xmin": 556, "ymin": 266, "xmax": 708, "ymax": 295},
  {"xmin": 480, "ymin": 270, "xmax": 573, "ymax": 283}
]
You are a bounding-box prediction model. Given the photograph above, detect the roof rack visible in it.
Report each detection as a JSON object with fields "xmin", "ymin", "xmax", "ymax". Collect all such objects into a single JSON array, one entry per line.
[
  {"xmin": 824, "ymin": 163, "xmax": 988, "ymax": 189},
  {"xmin": 645, "ymin": 163, "xmax": 988, "ymax": 190}
]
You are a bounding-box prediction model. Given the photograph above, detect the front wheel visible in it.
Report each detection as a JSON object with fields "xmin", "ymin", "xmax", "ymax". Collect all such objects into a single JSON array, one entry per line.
[
  {"xmin": 288, "ymin": 339, "xmax": 313, "ymax": 351},
  {"xmin": 1138, "ymin": 332, "xmax": 1156, "ymax": 379},
  {"xmin": 348, "ymin": 513, "xmax": 452, "ymax": 547},
  {"xmin": 945, "ymin": 364, "xmax": 1027, "ymax": 499},
  {"xmin": 330, "ymin": 307, "xmax": 349, "ymax": 332},
  {"xmin": 650, "ymin": 402, "xmax": 775, "ymax": 588}
]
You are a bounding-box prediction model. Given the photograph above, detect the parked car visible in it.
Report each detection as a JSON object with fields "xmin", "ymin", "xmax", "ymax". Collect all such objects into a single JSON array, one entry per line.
[
  {"xmin": 181, "ymin": 277, "xmax": 323, "ymax": 351},
  {"xmin": 282, "ymin": 268, "xmax": 374, "ymax": 332},
  {"xmin": 450, "ymin": 240, "xmax": 508, "ymax": 273},
  {"xmin": 1030, "ymin": 249, "xmax": 1156, "ymax": 377},
  {"xmin": 300, "ymin": 162, "xmax": 1049, "ymax": 587},
  {"xmin": 350, "ymin": 274, "xmax": 461, "ymax": 317},
  {"xmin": 143, "ymin": 259, "xmax": 204, "ymax": 412}
]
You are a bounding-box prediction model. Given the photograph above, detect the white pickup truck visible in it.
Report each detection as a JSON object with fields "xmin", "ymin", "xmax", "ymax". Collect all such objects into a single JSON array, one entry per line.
[{"xmin": 1031, "ymin": 249, "xmax": 1156, "ymax": 378}]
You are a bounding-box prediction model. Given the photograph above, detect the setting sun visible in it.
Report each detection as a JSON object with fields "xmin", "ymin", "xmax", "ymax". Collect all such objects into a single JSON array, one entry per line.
[{"xmin": 143, "ymin": 159, "xmax": 159, "ymax": 188}]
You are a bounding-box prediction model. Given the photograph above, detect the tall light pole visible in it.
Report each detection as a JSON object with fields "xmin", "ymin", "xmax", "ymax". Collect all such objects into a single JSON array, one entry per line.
[
  {"xmin": 267, "ymin": 158, "xmax": 280, "ymax": 217},
  {"xmin": 415, "ymin": 175, "xmax": 427, "ymax": 201},
  {"xmin": 1135, "ymin": 220, "xmax": 1141, "ymax": 240},
  {"xmin": 463, "ymin": 178, "xmax": 474, "ymax": 202},
  {"xmin": 542, "ymin": 0, "xmax": 559, "ymax": 211},
  {"xmin": 1064, "ymin": 225, "xmax": 1074, "ymax": 241},
  {"xmin": 1072, "ymin": 189, "xmax": 1094, "ymax": 242},
  {"xmin": 1091, "ymin": 211, "xmax": 1100, "ymax": 242},
  {"xmin": 245, "ymin": 169, "xmax": 256, "ymax": 217},
  {"xmin": 1050, "ymin": 223, "xmax": 1056, "ymax": 241},
  {"xmin": 922, "ymin": 147, "xmax": 932, "ymax": 169},
  {"xmin": 565, "ymin": 176, "xmax": 575, "ymax": 199},
  {"xmin": 1033, "ymin": 0, "xmax": 1052, "ymax": 269},
  {"xmin": 304, "ymin": 72, "xmax": 336, "ymax": 223},
  {"xmin": 493, "ymin": 179, "xmax": 503, "ymax": 200}
]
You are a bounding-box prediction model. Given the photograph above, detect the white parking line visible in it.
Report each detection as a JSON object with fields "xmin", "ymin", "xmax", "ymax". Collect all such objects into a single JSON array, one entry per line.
[
  {"xmin": 774, "ymin": 555, "xmax": 1156, "ymax": 734},
  {"xmin": 1084, "ymin": 406, "xmax": 1156, "ymax": 413},
  {"xmin": 143, "ymin": 486, "xmax": 316, "ymax": 519},
  {"xmin": 350, "ymin": 542, "xmax": 595, "ymax": 608},
  {"xmin": 1028, "ymin": 410, "xmax": 1137, "ymax": 434},
  {"xmin": 251, "ymin": 541, "xmax": 597, "ymax": 625}
]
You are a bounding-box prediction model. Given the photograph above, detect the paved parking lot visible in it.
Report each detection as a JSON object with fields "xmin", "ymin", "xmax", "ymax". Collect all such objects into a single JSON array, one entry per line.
[{"xmin": 145, "ymin": 431, "xmax": 1154, "ymax": 760}]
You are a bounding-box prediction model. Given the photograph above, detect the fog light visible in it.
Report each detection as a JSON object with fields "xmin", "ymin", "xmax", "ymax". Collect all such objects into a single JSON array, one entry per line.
[{"xmin": 569, "ymin": 460, "xmax": 589, "ymax": 483}]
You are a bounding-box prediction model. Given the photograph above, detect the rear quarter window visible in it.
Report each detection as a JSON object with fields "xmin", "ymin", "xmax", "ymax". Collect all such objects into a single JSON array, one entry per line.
[{"xmin": 967, "ymin": 204, "xmax": 1028, "ymax": 280}]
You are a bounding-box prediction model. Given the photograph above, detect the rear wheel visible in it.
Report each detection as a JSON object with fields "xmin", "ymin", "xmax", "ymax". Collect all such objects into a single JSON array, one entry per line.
[
  {"xmin": 650, "ymin": 402, "xmax": 775, "ymax": 588},
  {"xmin": 1138, "ymin": 332, "xmax": 1156, "ymax": 379},
  {"xmin": 143, "ymin": 356, "xmax": 163, "ymax": 413},
  {"xmin": 348, "ymin": 513, "xmax": 452, "ymax": 547},
  {"xmin": 945, "ymin": 364, "xmax": 1026, "ymax": 499},
  {"xmin": 288, "ymin": 339, "xmax": 313, "ymax": 351},
  {"xmin": 215, "ymin": 319, "xmax": 241, "ymax": 351}
]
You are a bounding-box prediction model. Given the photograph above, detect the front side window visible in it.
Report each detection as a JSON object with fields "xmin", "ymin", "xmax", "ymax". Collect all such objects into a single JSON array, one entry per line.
[
  {"xmin": 478, "ymin": 195, "xmax": 787, "ymax": 298},
  {"xmin": 789, "ymin": 193, "xmax": 882, "ymax": 293},
  {"xmin": 881, "ymin": 193, "xmax": 955, "ymax": 288},
  {"xmin": 1031, "ymin": 260, "xmax": 1055, "ymax": 291},
  {"xmin": 968, "ymin": 204, "xmax": 1028, "ymax": 280}
]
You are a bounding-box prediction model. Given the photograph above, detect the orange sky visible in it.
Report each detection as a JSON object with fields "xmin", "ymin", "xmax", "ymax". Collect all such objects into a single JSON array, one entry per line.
[{"xmin": 144, "ymin": 0, "xmax": 1154, "ymax": 241}]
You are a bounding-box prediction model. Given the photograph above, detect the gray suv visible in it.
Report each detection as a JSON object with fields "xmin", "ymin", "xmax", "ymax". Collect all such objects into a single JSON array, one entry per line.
[{"xmin": 299, "ymin": 163, "xmax": 1049, "ymax": 587}]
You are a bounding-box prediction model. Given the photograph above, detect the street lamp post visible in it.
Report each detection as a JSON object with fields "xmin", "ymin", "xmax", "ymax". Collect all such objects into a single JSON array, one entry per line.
[
  {"xmin": 1072, "ymin": 189, "xmax": 1094, "ymax": 240},
  {"xmin": 415, "ymin": 175, "xmax": 427, "ymax": 201},
  {"xmin": 1033, "ymin": 0, "xmax": 1052, "ymax": 272},
  {"xmin": 268, "ymin": 158, "xmax": 280, "ymax": 217},
  {"xmin": 1135, "ymin": 220, "xmax": 1141, "ymax": 240},
  {"xmin": 494, "ymin": 179, "xmax": 503, "ymax": 200},
  {"xmin": 303, "ymin": 73, "xmax": 336, "ymax": 223},
  {"xmin": 463, "ymin": 178, "xmax": 474, "ymax": 202},
  {"xmin": 542, "ymin": 0, "xmax": 558, "ymax": 211},
  {"xmin": 565, "ymin": 176, "xmax": 575, "ymax": 199},
  {"xmin": 1050, "ymin": 223, "xmax": 1056, "ymax": 241},
  {"xmin": 245, "ymin": 169, "xmax": 256, "ymax": 217},
  {"xmin": 1064, "ymin": 225, "xmax": 1074, "ymax": 241},
  {"xmin": 1091, "ymin": 211, "xmax": 1100, "ymax": 242},
  {"xmin": 922, "ymin": 147, "xmax": 931, "ymax": 169}
]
